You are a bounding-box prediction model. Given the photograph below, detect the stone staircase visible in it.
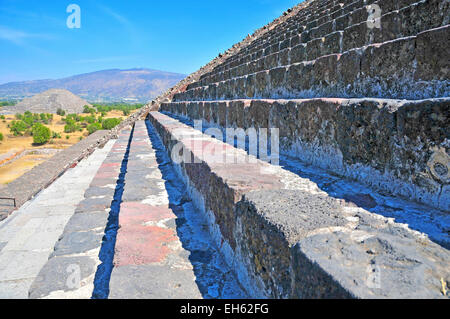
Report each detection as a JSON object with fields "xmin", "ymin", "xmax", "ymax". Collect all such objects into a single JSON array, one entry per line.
[
  {"xmin": 0, "ymin": 0, "xmax": 448, "ymax": 299},
  {"xmin": 146, "ymin": 0, "xmax": 449, "ymax": 298},
  {"xmin": 160, "ymin": 0, "xmax": 450, "ymax": 211}
]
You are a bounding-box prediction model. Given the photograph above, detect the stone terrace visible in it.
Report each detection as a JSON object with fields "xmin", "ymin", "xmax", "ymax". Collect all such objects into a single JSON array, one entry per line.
[
  {"xmin": 163, "ymin": 0, "xmax": 450, "ymax": 211},
  {"xmin": 154, "ymin": 0, "xmax": 449, "ymax": 298},
  {"xmin": 0, "ymin": 0, "xmax": 448, "ymax": 299}
]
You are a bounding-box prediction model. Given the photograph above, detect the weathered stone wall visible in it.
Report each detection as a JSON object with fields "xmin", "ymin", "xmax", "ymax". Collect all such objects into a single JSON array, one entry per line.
[
  {"xmin": 141, "ymin": 0, "xmax": 449, "ymax": 299},
  {"xmin": 174, "ymin": 1, "xmax": 449, "ymax": 101},
  {"xmin": 161, "ymin": 98, "xmax": 449, "ymax": 210},
  {"xmin": 148, "ymin": 111, "xmax": 450, "ymax": 299},
  {"xmin": 158, "ymin": 0, "xmax": 450, "ymax": 210}
]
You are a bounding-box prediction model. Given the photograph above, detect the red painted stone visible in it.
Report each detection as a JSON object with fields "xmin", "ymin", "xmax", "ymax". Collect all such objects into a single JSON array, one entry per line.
[
  {"xmin": 100, "ymin": 163, "xmax": 121, "ymax": 169},
  {"xmin": 119, "ymin": 202, "xmax": 175, "ymax": 225},
  {"xmin": 114, "ymin": 225, "xmax": 177, "ymax": 266},
  {"xmin": 94, "ymin": 170, "xmax": 120, "ymax": 179},
  {"xmin": 114, "ymin": 202, "xmax": 179, "ymax": 267}
]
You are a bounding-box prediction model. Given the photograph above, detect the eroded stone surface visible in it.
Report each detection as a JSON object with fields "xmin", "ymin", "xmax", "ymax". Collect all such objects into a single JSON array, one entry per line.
[
  {"xmin": 149, "ymin": 111, "xmax": 450, "ymax": 299},
  {"xmin": 109, "ymin": 121, "xmax": 246, "ymax": 299}
]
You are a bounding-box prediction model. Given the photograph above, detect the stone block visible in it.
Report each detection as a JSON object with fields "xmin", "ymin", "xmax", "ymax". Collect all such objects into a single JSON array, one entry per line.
[
  {"xmin": 301, "ymin": 30, "xmax": 311, "ymax": 43},
  {"xmin": 290, "ymin": 43, "xmax": 307, "ymax": 64},
  {"xmin": 255, "ymin": 71, "xmax": 269, "ymax": 96},
  {"xmin": 249, "ymin": 100, "xmax": 270, "ymax": 130},
  {"xmin": 415, "ymin": 25, "xmax": 450, "ymax": 81},
  {"xmin": 381, "ymin": 11, "xmax": 400, "ymax": 42},
  {"xmin": 280, "ymin": 38, "xmax": 290, "ymax": 50},
  {"xmin": 245, "ymin": 74, "xmax": 256, "ymax": 98},
  {"xmin": 322, "ymin": 31, "xmax": 343, "ymax": 56},
  {"xmin": 278, "ymin": 48, "xmax": 290, "ymax": 66},
  {"xmin": 313, "ymin": 54, "xmax": 338, "ymax": 89},
  {"xmin": 286, "ymin": 61, "xmax": 315, "ymax": 93},
  {"xmin": 399, "ymin": 0, "xmax": 448, "ymax": 37},
  {"xmin": 235, "ymin": 77, "xmax": 246, "ymax": 98},
  {"xmin": 218, "ymin": 101, "xmax": 227, "ymax": 127},
  {"xmin": 343, "ymin": 22, "xmax": 366, "ymax": 51},
  {"xmin": 264, "ymin": 53, "xmax": 278, "ymax": 70},
  {"xmin": 337, "ymin": 49, "xmax": 361, "ymax": 90},
  {"xmin": 306, "ymin": 37, "xmax": 324, "ymax": 60},
  {"xmin": 269, "ymin": 67, "xmax": 287, "ymax": 94},
  {"xmin": 361, "ymin": 37, "xmax": 415, "ymax": 82}
]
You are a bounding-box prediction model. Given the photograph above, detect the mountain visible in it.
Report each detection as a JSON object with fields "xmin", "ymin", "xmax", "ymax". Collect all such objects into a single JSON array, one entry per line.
[
  {"xmin": 0, "ymin": 68, "xmax": 186, "ymax": 103},
  {"xmin": 6, "ymin": 89, "xmax": 90, "ymax": 114}
]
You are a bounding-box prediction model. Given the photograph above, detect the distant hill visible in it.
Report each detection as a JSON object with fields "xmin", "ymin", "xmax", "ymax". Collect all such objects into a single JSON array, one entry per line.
[
  {"xmin": 0, "ymin": 68, "xmax": 186, "ymax": 103},
  {"xmin": 2, "ymin": 89, "xmax": 90, "ymax": 114}
]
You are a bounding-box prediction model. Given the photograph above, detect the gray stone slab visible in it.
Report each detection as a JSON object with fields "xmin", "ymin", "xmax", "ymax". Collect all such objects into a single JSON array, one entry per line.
[
  {"xmin": 63, "ymin": 212, "xmax": 110, "ymax": 234},
  {"xmin": 0, "ymin": 278, "xmax": 35, "ymax": 299},
  {"xmin": 52, "ymin": 231, "xmax": 104, "ymax": 257},
  {"xmin": 29, "ymin": 256, "xmax": 97, "ymax": 299},
  {"xmin": 0, "ymin": 251, "xmax": 51, "ymax": 282},
  {"xmin": 109, "ymin": 264, "xmax": 202, "ymax": 299},
  {"xmin": 122, "ymin": 183, "xmax": 165, "ymax": 202},
  {"xmin": 74, "ymin": 197, "xmax": 112, "ymax": 214},
  {"xmin": 84, "ymin": 186, "xmax": 116, "ymax": 199}
]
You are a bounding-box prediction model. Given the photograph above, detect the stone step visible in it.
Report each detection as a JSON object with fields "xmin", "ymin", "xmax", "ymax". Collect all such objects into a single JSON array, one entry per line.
[
  {"xmin": 27, "ymin": 128, "xmax": 133, "ymax": 299},
  {"xmin": 108, "ymin": 121, "xmax": 246, "ymax": 299},
  {"xmin": 195, "ymin": 0, "xmax": 448, "ymax": 90},
  {"xmin": 161, "ymin": 97, "xmax": 450, "ymax": 211},
  {"xmin": 106, "ymin": 121, "xmax": 204, "ymax": 299},
  {"xmin": 205, "ymin": 0, "xmax": 414, "ymax": 77},
  {"xmin": 0, "ymin": 130, "xmax": 113, "ymax": 221},
  {"xmin": 148, "ymin": 111, "xmax": 450, "ymax": 299},
  {"xmin": 175, "ymin": 25, "xmax": 449, "ymax": 101},
  {"xmin": 201, "ymin": 0, "xmax": 343, "ymax": 81}
]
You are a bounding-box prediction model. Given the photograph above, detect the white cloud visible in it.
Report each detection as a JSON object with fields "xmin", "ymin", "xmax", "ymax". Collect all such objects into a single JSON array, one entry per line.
[
  {"xmin": 0, "ymin": 25, "xmax": 55, "ymax": 46},
  {"xmin": 97, "ymin": 5, "xmax": 141, "ymax": 46}
]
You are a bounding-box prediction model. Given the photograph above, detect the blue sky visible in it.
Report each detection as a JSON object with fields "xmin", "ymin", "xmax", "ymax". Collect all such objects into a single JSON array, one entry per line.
[{"xmin": 0, "ymin": 0, "xmax": 301, "ymax": 84}]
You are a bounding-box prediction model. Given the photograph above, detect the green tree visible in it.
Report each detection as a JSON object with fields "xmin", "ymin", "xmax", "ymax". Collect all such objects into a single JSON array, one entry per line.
[
  {"xmin": 102, "ymin": 118, "xmax": 121, "ymax": 130},
  {"xmin": 84, "ymin": 115, "xmax": 96, "ymax": 124},
  {"xmin": 64, "ymin": 123, "xmax": 79, "ymax": 133},
  {"xmin": 32, "ymin": 123, "xmax": 51, "ymax": 145},
  {"xmin": 0, "ymin": 132, "xmax": 3, "ymax": 142},
  {"xmin": 87, "ymin": 122, "xmax": 102, "ymax": 135},
  {"xmin": 10, "ymin": 120, "xmax": 28, "ymax": 136},
  {"xmin": 83, "ymin": 105, "xmax": 96, "ymax": 114}
]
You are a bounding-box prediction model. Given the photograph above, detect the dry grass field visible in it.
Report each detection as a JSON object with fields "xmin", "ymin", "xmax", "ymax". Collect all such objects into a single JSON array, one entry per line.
[{"xmin": 0, "ymin": 110, "xmax": 125, "ymax": 184}]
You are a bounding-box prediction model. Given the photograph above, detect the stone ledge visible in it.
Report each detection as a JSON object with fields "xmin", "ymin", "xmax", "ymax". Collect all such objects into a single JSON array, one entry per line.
[
  {"xmin": 148, "ymin": 111, "xmax": 450, "ymax": 299},
  {"xmin": 161, "ymin": 97, "xmax": 450, "ymax": 211}
]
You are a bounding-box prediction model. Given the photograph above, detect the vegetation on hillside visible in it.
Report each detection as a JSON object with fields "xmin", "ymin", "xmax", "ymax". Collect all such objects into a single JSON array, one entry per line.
[
  {"xmin": 0, "ymin": 101, "xmax": 17, "ymax": 107},
  {"xmin": 92, "ymin": 103, "xmax": 143, "ymax": 116},
  {"xmin": 10, "ymin": 112, "xmax": 54, "ymax": 137},
  {"xmin": 0, "ymin": 104, "xmax": 136, "ymax": 185},
  {"xmin": 102, "ymin": 118, "xmax": 122, "ymax": 130},
  {"xmin": 2, "ymin": 103, "xmax": 133, "ymax": 150}
]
